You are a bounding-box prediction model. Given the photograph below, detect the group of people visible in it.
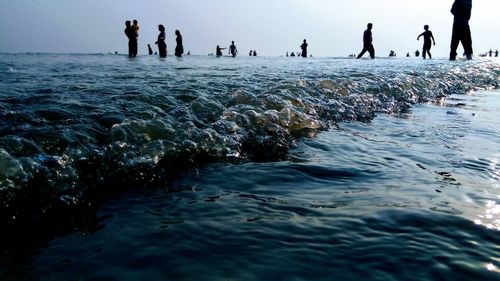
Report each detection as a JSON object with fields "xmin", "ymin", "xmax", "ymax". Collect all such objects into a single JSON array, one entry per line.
[
  {"xmin": 124, "ymin": 20, "xmax": 184, "ymax": 58},
  {"xmin": 357, "ymin": 0, "xmax": 472, "ymax": 61},
  {"xmin": 124, "ymin": 1, "xmax": 475, "ymax": 61},
  {"xmin": 285, "ymin": 40, "xmax": 309, "ymax": 58},
  {"xmin": 479, "ymin": 49, "xmax": 499, "ymax": 57},
  {"xmin": 214, "ymin": 41, "xmax": 238, "ymax": 57}
]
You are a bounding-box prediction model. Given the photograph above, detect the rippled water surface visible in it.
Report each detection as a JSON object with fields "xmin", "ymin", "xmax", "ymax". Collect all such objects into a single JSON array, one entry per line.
[{"xmin": 0, "ymin": 54, "xmax": 499, "ymax": 280}]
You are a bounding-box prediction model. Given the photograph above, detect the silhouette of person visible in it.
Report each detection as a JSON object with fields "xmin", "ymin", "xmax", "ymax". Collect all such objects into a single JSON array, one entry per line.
[
  {"xmin": 406, "ymin": 52, "xmax": 410, "ymax": 57},
  {"xmin": 290, "ymin": 52, "xmax": 296, "ymax": 57},
  {"xmin": 415, "ymin": 50, "xmax": 420, "ymax": 57},
  {"xmin": 301, "ymin": 40, "xmax": 308, "ymax": 58},
  {"xmin": 286, "ymin": 52, "xmax": 289, "ymax": 57},
  {"xmin": 496, "ymin": 50, "xmax": 499, "ymax": 57},
  {"xmin": 148, "ymin": 44, "xmax": 153, "ymax": 55},
  {"xmin": 229, "ymin": 41, "xmax": 238, "ymax": 57},
  {"xmin": 253, "ymin": 50, "xmax": 257, "ymax": 56},
  {"xmin": 124, "ymin": 21, "xmax": 137, "ymax": 58},
  {"xmin": 450, "ymin": 0, "xmax": 473, "ymax": 60},
  {"xmin": 357, "ymin": 23, "xmax": 375, "ymax": 59},
  {"xmin": 488, "ymin": 49, "xmax": 493, "ymax": 57},
  {"xmin": 175, "ymin": 30, "xmax": 184, "ymax": 57},
  {"xmin": 131, "ymin": 20, "xmax": 139, "ymax": 57},
  {"xmin": 155, "ymin": 25, "xmax": 167, "ymax": 58},
  {"xmin": 249, "ymin": 50, "xmax": 253, "ymax": 56},
  {"xmin": 417, "ymin": 25, "xmax": 436, "ymax": 59},
  {"xmin": 216, "ymin": 45, "xmax": 226, "ymax": 57}
]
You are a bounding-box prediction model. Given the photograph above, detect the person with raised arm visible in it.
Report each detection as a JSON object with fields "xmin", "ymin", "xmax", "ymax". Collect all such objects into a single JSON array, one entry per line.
[{"xmin": 417, "ymin": 25, "xmax": 436, "ymax": 59}]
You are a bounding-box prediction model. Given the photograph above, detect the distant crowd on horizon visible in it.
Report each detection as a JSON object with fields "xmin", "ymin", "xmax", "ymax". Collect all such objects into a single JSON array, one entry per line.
[{"xmin": 124, "ymin": 0, "xmax": 497, "ymax": 61}]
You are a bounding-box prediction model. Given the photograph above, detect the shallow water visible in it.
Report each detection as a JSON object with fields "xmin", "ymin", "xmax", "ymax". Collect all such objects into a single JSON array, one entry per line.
[{"xmin": 0, "ymin": 54, "xmax": 499, "ymax": 280}]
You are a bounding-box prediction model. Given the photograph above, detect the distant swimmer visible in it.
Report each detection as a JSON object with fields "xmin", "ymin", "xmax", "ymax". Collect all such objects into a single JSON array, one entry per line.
[
  {"xmin": 389, "ymin": 50, "xmax": 396, "ymax": 57},
  {"xmin": 253, "ymin": 50, "xmax": 257, "ymax": 56},
  {"xmin": 406, "ymin": 52, "xmax": 410, "ymax": 57},
  {"xmin": 229, "ymin": 41, "xmax": 238, "ymax": 57},
  {"xmin": 415, "ymin": 50, "xmax": 420, "ymax": 57},
  {"xmin": 175, "ymin": 30, "xmax": 184, "ymax": 57},
  {"xmin": 156, "ymin": 24, "xmax": 167, "ymax": 58},
  {"xmin": 124, "ymin": 21, "xmax": 137, "ymax": 58},
  {"xmin": 450, "ymin": 0, "xmax": 473, "ymax": 60},
  {"xmin": 417, "ymin": 25, "xmax": 436, "ymax": 59},
  {"xmin": 148, "ymin": 44, "xmax": 153, "ymax": 55},
  {"xmin": 249, "ymin": 50, "xmax": 253, "ymax": 56},
  {"xmin": 290, "ymin": 52, "xmax": 296, "ymax": 57},
  {"xmin": 132, "ymin": 20, "xmax": 139, "ymax": 57},
  {"xmin": 286, "ymin": 52, "xmax": 289, "ymax": 57},
  {"xmin": 357, "ymin": 23, "xmax": 375, "ymax": 59},
  {"xmin": 301, "ymin": 40, "xmax": 308, "ymax": 58},
  {"xmin": 216, "ymin": 45, "xmax": 226, "ymax": 57},
  {"xmin": 496, "ymin": 50, "xmax": 499, "ymax": 57}
]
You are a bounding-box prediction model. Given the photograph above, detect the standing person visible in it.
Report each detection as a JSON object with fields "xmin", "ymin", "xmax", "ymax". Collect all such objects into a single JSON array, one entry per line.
[
  {"xmin": 155, "ymin": 25, "xmax": 167, "ymax": 58},
  {"xmin": 301, "ymin": 40, "xmax": 308, "ymax": 58},
  {"xmin": 131, "ymin": 20, "xmax": 139, "ymax": 57},
  {"xmin": 449, "ymin": 0, "xmax": 473, "ymax": 60},
  {"xmin": 496, "ymin": 50, "xmax": 499, "ymax": 57},
  {"xmin": 229, "ymin": 41, "xmax": 238, "ymax": 57},
  {"xmin": 175, "ymin": 30, "xmax": 184, "ymax": 57},
  {"xmin": 417, "ymin": 25, "xmax": 436, "ymax": 59},
  {"xmin": 253, "ymin": 50, "xmax": 257, "ymax": 56},
  {"xmin": 357, "ymin": 23, "xmax": 375, "ymax": 59},
  {"xmin": 124, "ymin": 21, "xmax": 137, "ymax": 58},
  {"xmin": 148, "ymin": 44, "xmax": 153, "ymax": 55}
]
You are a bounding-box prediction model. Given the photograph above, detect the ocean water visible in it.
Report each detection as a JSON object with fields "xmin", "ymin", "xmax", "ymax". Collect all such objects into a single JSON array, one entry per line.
[{"xmin": 0, "ymin": 54, "xmax": 499, "ymax": 280}]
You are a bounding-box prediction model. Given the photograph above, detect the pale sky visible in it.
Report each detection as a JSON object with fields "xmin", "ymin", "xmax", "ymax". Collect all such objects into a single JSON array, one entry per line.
[{"xmin": 0, "ymin": 0, "xmax": 499, "ymax": 57}]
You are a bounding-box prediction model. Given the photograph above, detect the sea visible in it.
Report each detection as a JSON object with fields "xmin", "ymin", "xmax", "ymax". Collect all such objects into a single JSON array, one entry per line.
[{"xmin": 0, "ymin": 53, "xmax": 499, "ymax": 281}]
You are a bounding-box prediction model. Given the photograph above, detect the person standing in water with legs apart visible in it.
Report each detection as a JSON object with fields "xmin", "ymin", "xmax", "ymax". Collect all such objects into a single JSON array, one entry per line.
[
  {"xmin": 449, "ymin": 0, "xmax": 473, "ymax": 60},
  {"xmin": 417, "ymin": 25, "xmax": 436, "ymax": 59},
  {"xmin": 357, "ymin": 23, "xmax": 375, "ymax": 59}
]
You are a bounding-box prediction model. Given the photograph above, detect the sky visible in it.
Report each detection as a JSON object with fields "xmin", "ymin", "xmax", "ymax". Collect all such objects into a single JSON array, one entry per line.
[{"xmin": 0, "ymin": 0, "xmax": 499, "ymax": 57}]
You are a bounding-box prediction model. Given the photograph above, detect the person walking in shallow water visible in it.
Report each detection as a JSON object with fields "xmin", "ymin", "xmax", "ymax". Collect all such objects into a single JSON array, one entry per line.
[
  {"xmin": 124, "ymin": 21, "xmax": 137, "ymax": 58},
  {"xmin": 175, "ymin": 30, "xmax": 184, "ymax": 57},
  {"xmin": 417, "ymin": 25, "xmax": 436, "ymax": 59},
  {"xmin": 229, "ymin": 41, "xmax": 238, "ymax": 57},
  {"xmin": 301, "ymin": 40, "xmax": 308, "ymax": 58},
  {"xmin": 357, "ymin": 23, "xmax": 375, "ymax": 59},
  {"xmin": 450, "ymin": 0, "xmax": 473, "ymax": 60},
  {"xmin": 156, "ymin": 25, "xmax": 167, "ymax": 58}
]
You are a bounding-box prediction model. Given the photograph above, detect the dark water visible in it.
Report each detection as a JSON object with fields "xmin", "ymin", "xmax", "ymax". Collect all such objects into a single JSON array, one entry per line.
[{"xmin": 0, "ymin": 54, "xmax": 499, "ymax": 280}]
